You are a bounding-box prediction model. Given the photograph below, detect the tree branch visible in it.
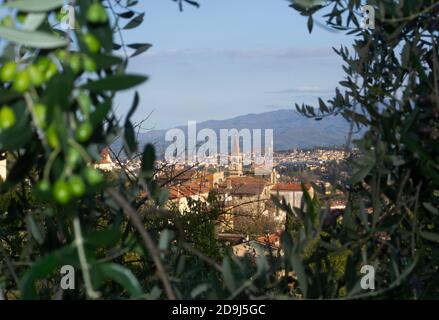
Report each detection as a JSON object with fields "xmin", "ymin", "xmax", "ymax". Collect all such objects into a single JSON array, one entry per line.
[{"xmin": 107, "ymin": 188, "xmax": 176, "ymax": 300}]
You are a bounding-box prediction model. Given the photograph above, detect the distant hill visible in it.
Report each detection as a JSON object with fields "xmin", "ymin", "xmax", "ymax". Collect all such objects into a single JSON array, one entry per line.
[{"xmin": 113, "ymin": 109, "xmax": 354, "ymax": 156}]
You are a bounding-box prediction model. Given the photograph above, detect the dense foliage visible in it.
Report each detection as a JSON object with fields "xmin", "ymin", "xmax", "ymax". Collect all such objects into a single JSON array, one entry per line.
[
  {"xmin": 0, "ymin": 0, "xmax": 438, "ymax": 299},
  {"xmin": 293, "ymin": 0, "xmax": 439, "ymax": 298}
]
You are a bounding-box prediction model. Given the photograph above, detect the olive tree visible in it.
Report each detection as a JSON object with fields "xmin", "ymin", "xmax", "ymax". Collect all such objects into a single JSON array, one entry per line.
[
  {"xmin": 1, "ymin": 0, "xmax": 438, "ymax": 300},
  {"xmin": 288, "ymin": 0, "xmax": 439, "ymax": 298}
]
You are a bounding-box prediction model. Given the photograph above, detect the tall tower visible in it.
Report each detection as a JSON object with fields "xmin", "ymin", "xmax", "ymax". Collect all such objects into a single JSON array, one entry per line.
[{"xmin": 229, "ymin": 135, "xmax": 243, "ymax": 176}]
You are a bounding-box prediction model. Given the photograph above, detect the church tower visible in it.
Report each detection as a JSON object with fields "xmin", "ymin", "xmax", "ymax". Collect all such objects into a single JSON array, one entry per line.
[{"xmin": 229, "ymin": 135, "xmax": 243, "ymax": 176}]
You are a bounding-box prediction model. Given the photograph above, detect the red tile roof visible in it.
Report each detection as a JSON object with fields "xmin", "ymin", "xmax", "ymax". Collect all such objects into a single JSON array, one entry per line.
[
  {"xmin": 256, "ymin": 233, "xmax": 281, "ymax": 248},
  {"xmin": 97, "ymin": 147, "xmax": 113, "ymax": 164},
  {"xmin": 168, "ymin": 182, "xmax": 210, "ymax": 200},
  {"xmin": 271, "ymin": 183, "xmax": 311, "ymax": 192},
  {"xmin": 227, "ymin": 176, "xmax": 268, "ymax": 196}
]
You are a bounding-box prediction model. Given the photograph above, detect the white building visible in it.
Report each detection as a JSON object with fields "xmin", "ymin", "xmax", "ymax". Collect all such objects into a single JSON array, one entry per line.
[
  {"xmin": 229, "ymin": 136, "xmax": 243, "ymax": 176},
  {"xmin": 0, "ymin": 154, "xmax": 6, "ymax": 181},
  {"xmin": 270, "ymin": 183, "xmax": 314, "ymax": 220}
]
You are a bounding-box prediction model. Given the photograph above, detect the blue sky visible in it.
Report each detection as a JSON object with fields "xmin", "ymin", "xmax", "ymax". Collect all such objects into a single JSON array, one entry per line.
[{"xmin": 116, "ymin": 0, "xmax": 353, "ymax": 129}]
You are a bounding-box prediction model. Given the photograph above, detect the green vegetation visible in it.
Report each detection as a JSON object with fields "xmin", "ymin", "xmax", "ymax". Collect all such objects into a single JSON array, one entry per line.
[{"xmin": 0, "ymin": 0, "xmax": 438, "ymax": 299}]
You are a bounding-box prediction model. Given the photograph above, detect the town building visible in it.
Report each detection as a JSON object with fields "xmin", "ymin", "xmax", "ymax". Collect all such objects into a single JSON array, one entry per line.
[
  {"xmin": 270, "ymin": 182, "xmax": 314, "ymax": 221},
  {"xmin": 270, "ymin": 182, "xmax": 313, "ymax": 209},
  {"xmin": 0, "ymin": 154, "xmax": 6, "ymax": 181},
  {"xmin": 167, "ymin": 182, "xmax": 210, "ymax": 213},
  {"xmin": 229, "ymin": 136, "xmax": 243, "ymax": 176},
  {"xmin": 95, "ymin": 148, "xmax": 115, "ymax": 171}
]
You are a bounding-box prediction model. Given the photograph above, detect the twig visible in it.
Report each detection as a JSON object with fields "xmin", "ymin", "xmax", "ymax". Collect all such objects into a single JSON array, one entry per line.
[
  {"xmin": 73, "ymin": 217, "xmax": 101, "ymax": 299},
  {"xmin": 380, "ymin": 2, "xmax": 439, "ymax": 23},
  {"xmin": 107, "ymin": 0, "xmax": 129, "ymax": 59},
  {"xmin": 107, "ymin": 188, "xmax": 176, "ymax": 300}
]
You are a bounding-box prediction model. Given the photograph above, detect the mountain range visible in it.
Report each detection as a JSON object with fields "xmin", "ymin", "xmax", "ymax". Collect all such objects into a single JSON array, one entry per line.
[{"xmin": 126, "ymin": 109, "xmax": 353, "ymax": 156}]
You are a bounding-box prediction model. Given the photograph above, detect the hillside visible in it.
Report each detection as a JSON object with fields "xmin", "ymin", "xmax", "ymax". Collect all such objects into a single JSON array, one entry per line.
[{"xmin": 113, "ymin": 109, "xmax": 354, "ymax": 155}]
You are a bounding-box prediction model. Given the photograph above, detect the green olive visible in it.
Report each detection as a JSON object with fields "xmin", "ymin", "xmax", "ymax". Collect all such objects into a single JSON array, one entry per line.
[
  {"xmin": 84, "ymin": 167, "xmax": 104, "ymax": 186},
  {"xmin": 13, "ymin": 70, "xmax": 30, "ymax": 93},
  {"xmin": 69, "ymin": 53, "xmax": 82, "ymax": 74},
  {"xmin": 45, "ymin": 62, "xmax": 58, "ymax": 81},
  {"xmin": 68, "ymin": 175, "xmax": 86, "ymax": 197},
  {"xmin": 83, "ymin": 56, "xmax": 97, "ymax": 72},
  {"xmin": 46, "ymin": 125, "xmax": 60, "ymax": 149},
  {"xmin": 83, "ymin": 33, "xmax": 101, "ymax": 54},
  {"xmin": 1, "ymin": 61, "xmax": 17, "ymax": 82},
  {"xmin": 86, "ymin": 3, "xmax": 101, "ymax": 23},
  {"xmin": 36, "ymin": 57, "xmax": 51, "ymax": 73},
  {"xmin": 67, "ymin": 148, "xmax": 82, "ymax": 168},
  {"xmin": 87, "ymin": 3, "xmax": 108, "ymax": 23},
  {"xmin": 53, "ymin": 180, "xmax": 71, "ymax": 205},
  {"xmin": 76, "ymin": 122, "xmax": 93, "ymax": 142},
  {"xmin": 28, "ymin": 65, "xmax": 44, "ymax": 87},
  {"xmin": 56, "ymin": 50, "xmax": 67, "ymax": 62},
  {"xmin": 0, "ymin": 105, "xmax": 16, "ymax": 130},
  {"xmin": 34, "ymin": 103, "xmax": 47, "ymax": 128},
  {"xmin": 77, "ymin": 92, "xmax": 92, "ymax": 116}
]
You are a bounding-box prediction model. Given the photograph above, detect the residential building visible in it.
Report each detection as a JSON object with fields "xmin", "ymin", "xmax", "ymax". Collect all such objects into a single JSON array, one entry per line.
[{"xmin": 270, "ymin": 182, "xmax": 314, "ymax": 219}]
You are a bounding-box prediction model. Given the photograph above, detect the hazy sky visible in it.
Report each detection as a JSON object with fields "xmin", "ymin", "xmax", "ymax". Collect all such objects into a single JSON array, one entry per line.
[{"xmin": 116, "ymin": 0, "xmax": 353, "ymax": 129}]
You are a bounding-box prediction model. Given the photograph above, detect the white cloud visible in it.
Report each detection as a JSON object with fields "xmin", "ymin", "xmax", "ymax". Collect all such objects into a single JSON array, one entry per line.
[
  {"xmin": 265, "ymin": 86, "xmax": 332, "ymax": 94},
  {"xmin": 134, "ymin": 46, "xmax": 335, "ymax": 61}
]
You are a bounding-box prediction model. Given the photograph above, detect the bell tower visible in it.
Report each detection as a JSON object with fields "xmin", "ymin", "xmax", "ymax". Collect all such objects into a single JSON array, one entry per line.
[{"xmin": 229, "ymin": 135, "xmax": 243, "ymax": 176}]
